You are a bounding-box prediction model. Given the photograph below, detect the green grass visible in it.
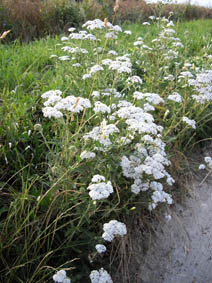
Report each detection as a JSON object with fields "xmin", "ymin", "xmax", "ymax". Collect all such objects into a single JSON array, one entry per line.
[{"xmin": 1, "ymin": 18, "xmax": 212, "ymax": 282}]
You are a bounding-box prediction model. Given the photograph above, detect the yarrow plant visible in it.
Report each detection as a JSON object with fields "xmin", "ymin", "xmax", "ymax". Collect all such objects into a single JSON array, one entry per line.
[
  {"xmin": 33, "ymin": 14, "xmax": 212, "ymax": 283},
  {"xmin": 2, "ymin": 2, "xmax": 212, "ymax": 281}
]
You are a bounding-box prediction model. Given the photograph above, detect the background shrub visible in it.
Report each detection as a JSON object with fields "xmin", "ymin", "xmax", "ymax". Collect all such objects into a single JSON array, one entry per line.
[{"xmin": 0, "ymin": 0, "xmax": 84, "ymax": 41}]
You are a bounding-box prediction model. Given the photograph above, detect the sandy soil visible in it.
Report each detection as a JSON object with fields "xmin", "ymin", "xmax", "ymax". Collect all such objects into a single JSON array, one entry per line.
[{"xmin": 128, "ymin": 175, "xmax": 212, "ymax": 283}]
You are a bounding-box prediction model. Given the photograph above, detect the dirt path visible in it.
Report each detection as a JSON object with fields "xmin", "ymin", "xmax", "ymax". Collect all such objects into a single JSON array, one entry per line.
[{"xmin": 130, "ymin": 176, "xmax": 212, "ymax": 283}]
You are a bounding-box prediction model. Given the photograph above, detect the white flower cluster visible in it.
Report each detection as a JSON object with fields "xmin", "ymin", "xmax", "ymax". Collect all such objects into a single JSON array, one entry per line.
[
  {"xmin": 182, "ymin": 116, "xmax": 196, "ymax": 129},
  {"xmin": 189, "ymin": 70, "xmax": 212, "ymax": 104},
  {"xmin": 108, "ymin": 50, "xmax": 118, "ymax": 56},
  {"xmin": 95, "ymin": 244, "xmax": 107, "ymax": 254},
  {"xmin": 41, "ymin": 90, "xmax": 91, "ymax": 118},
  {"xmin": 116, "ymin": 98, "xmax": 174, "ymax": 207},
  {"xmin": 82, "ymin": 19, "xmax": 122, "ymax": 33},
  {"xmin": 133, "ymin": 91, "xmax": 164, "ymax": 105},
  {"xmin": 94, "ymin": 101, "xmax": 111, "ymax": 114},
  {"xmin": 53, "ymin": 270, "xmax": 71, "ymax": 283},
  {"xmin": 121, "ymin": 140, "xmax": 174, "ymax": 196},
  {"xmin": 61, "ymin": 46, "xmax": 88, "ymax": 54},
  {"xmin": 127, "ymin": 75, "xmax": 143, "ymax": 85},
  {"xmin": 199, "ymin": 156, "xmax": 212, "ymax": 170},
  {"xmin": 92, "ymin": 88, "xmax": 121, "ymax": 99},
  {"xmin": 149, "ymin": 18, "xmax": 184, "ymax": 63},
  {"xmin": 167, "ymin": 92, "xmax": 182, "ymax": 103},
  {"xmin": 87, "ymin": 175, "xmax": 113, "ymax": 200},
  {"xmin": 178, "ymin": 71, "xmax": 193, "ymax": 79},
  {"xmin": 205, "ymin": 156, "xmax": 212, "ymax": 168},
  {"xmin": 89, "ymin": 268, "xmax": 113, "ymax": 283},
  {"xmin": 134, "ymin": 37, "xmax": 143, "ymax": 46},
  {"xmin": 83, "ymin": 119, "xmax": 119, "ymax": 151},
  {"xmin": 143, "ymin": 22, "xmax": 150, "ymax": 26},
  {"xmin": 105, "ymin": 32, "xmax": 117, "ymax": 39},
  {"xmin": 149, "ymin": 181, "xmax": 173, "ymax": 211},
  {"xmin": 90, "ymin": 64, "xmax": 104, "ymax": 74},
  {"xmin": 124, "ymin": 30, "xmax": 132, "ymax": 35},
  {"xmin": 114, "ymin": 105, "xmax": 161, "ymax": 135},
  {"xmin": 106, "ymin": 54, "xmax": 132, "ymax": 74},
  {"xmin": 102, "ymin": 220, "xmax": 127, "ymax": 242},
  {"xmin": 82, "ymin": 64, "xmax": 105, "ymax": 79},
  {"xmin": 80, "ymin": 151, "xmax": 96, "ymax": 160},
  {"xmin": 199, "ymin": 164, "xmax": 206, "ymax": 170},
  {"xmin": 69, "ymin": 30, "xmax": 96, "ymax": 41},
  {"xmin": 58, "ymin": 56, "xmax": 70, "ymax": 61}
]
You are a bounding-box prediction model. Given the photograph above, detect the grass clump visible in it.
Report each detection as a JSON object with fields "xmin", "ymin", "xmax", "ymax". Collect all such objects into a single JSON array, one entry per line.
[{"xmin": 1, "ymin": 11, "xmax": 212, "ymax": 283}]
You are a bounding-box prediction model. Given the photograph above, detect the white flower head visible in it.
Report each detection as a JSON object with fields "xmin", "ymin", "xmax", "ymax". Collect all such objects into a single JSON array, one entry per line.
[
  {"xmin": 92, "ymin": 175, "xmax": 105, "ymax": 183},
  {"xmin": 133, "ymin": 41, "xmax": 143, "ymax": 46},
  {"xmin": 112, "ymin": 25, "xmax": 122, "ymax": 32},
  {"xmin": 91, "ymin": 91, "xmax": 100, "ymax": 98},
  {"xmin": 61, "ymin": 36, "xmax": 69, "ymax": 41},
  {"xmin": 204, "ymin": 157, "xmax": 212, "ymax": 169},
  {"xmin": 87, "ymin": 175, "xmax": 113, "ymax": 200},
  {"xmin": 102, "ymin": 220, "xmax": 127, "ymax": 242},
  {"xmin": 182, "ymin": 116, "xmax": 196, "ymax": 129},
  {"xmin": 90, "ymin": 64, "xmax": 104, "ymax": 74},
  {"xmin": 80, "ymin": 151, "xmax": 96, "ymax": 160},
  {"xmin": 88, "ymin": 182, "xmax": 113, "ymax": 200},
  {"xmin": 149, "ymin": 16, "xmax": 155, "ymax": 20},
  {"xmin": 89, "ymin": 268, "xmax": 113, "ymax": 283},
  {"xmin": 95, "ymin": 244, "xmax": 107, "ymax": 254},
  {"xmin": 41, "ymin": 90, "xmax": 62, "ymax": 99},
  {"xmin": 82, "ymin": 73, "xmax": 92, "ymax": 80},
  {"xmin": 94, "ymin": 101, "xmax": 111, "ymax": 114},
  {"xmin": 54, "ymin": 96, "xmax": 91, "ymax": 113},
  {"xmin": 82, "ymin": 19, "xmax": 112, "ymax": 30},
  {"xmin": 108, "ymin": 50, "xmax": 118, "ymax": 56},
  {"xmin": 68, "ymin": 27, "xmax": 76, "ymax": 32},
  {"xmin": 167, "ymin": 92, "xmax": 182, "ymax": 103},
  {"xmin": 127, "ymin": 76, "xmax": 143, "ymax": 85},
  {"xmin": 105, "ymin": 32, "xmax": 117, "ymax": 39},
  {"xmin": 83, "ymin": 120, "xmax": 119, "ymax": 150},
  {"xmin": 42, "ymin": 107, "xmax": 63, "ymax": 119},
  {"xmin": 143, "ymin": 22, "xmax": 150, "ymax": 25},
  {"xmin": 199, "ymin": 164, "xmax": 206, "ymax": 170},
  {"xmin": 124, "ymin": 30, "xmax": 132, "ymax": 35},
  {"xmin": 59, "ymin": 56, "xmax": 70, "ymax": 61},
  {"xmin": 53, "ymin": 270, "xmax": 71, "ymax": 283}
]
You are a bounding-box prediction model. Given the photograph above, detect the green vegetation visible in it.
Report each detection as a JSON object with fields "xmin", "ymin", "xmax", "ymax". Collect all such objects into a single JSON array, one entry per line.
[{"xmin": 1, "ymin": 17, "xmax": 212, "ymax": 282}]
